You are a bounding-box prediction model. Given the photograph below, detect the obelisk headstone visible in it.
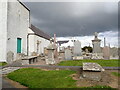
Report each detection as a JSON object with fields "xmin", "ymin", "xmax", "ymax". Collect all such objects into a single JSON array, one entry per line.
[{"xmin": 103, "ymin": 46, "xmax": 110, "ymax": 60}]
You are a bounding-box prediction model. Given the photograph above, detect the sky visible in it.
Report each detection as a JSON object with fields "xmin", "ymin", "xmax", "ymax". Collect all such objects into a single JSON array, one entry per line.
[{"xmin": 23, "ymin": 1, "xmax": 118, "ymax": 47}]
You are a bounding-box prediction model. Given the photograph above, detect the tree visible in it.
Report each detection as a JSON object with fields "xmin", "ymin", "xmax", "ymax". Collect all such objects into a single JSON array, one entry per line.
[{"xmin": 82, "ymin": 46, "xmax": 93, "ymax": 53}]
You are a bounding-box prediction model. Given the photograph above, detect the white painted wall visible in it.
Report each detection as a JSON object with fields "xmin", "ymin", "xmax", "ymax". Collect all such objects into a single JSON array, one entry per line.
[
  {"xmin": 0, "ymin": 0, "xmax": 30, "ymax": 62},
  {"xmin": 0, "ymin": 0, "xmax": 8, "ymax": 62},
  {"xmin": 7, "ymin": 1, "xmax": 29, "ymax": 62},
  {"xmin": 28, "ymin": 28, "xmax": 50, "ymax": 56}
]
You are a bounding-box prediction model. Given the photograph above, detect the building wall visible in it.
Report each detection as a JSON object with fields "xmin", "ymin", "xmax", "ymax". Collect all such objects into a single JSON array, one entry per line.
[
  {"xmin": 28, "ymin": 29, "xmax": 50, "ymax": 56},
  {"xmin": 28, "ymin": 28, "xmax": 35, "ymax": 55},
  {"xmin": 6, "ymin": 1, "xmax": 29, "ymax": 63},
  {"xmin": 0, "ymin": 1, "xmax": 8, "ymax": 62}
]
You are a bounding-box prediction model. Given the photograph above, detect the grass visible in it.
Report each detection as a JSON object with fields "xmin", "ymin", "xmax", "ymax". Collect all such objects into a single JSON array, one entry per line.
[
  {"xmin": 7, "ymin": 68, "xmax": 77, "ymax": 88},
  {"xmin": 7, "ymin": 68, "xmax": 115, "ymax": 89},
  {"xmin": 112, "ymin": 72, "xmax": 120, "ymax": 77},
  {"xmin": 58, "ymin": 59, "xmax": 119, "ymax": 67},
  {"xmin": 0, "ymin": 62, "xmax": 7, "ymax": 66}
]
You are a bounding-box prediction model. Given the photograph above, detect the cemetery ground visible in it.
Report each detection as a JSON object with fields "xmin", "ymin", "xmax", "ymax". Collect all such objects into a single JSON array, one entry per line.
[
  {"xmin": 2, "ymin": 59, "xmax": 120, "ymax": 89},
  {"xmin": 5, "ymin": 68, "xmax": 119, "ymax": 88}
]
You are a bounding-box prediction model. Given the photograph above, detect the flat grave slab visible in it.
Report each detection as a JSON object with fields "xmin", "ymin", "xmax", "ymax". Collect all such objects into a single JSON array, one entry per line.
[{"xmin": 83, "ymin": 62, "xmax": 104, "ymax": 71}]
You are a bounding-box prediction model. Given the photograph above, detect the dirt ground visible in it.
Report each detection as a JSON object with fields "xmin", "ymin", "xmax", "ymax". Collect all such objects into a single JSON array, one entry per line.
[{"xmin": 71, "ymin": 70, "xmax": 119, "ymax": 88}]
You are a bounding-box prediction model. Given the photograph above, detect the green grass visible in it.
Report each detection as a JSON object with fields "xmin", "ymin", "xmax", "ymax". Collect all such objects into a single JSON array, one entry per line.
[
  {"xmin": 7, "ymin": 68, "xmax": 77, "ymax": 88},
  {"xmin": 7, "ymin": 68, "xmax": 115, "ymax": 88},
  {"xmin": 58, "ymin": 59, "xmax": 119, "ymax": 67},
  {"xmin": 112, "ymin": 72, "xmax": 120, "ymax": 77},
  {"xmin": 0, "ymin": 62, "xmax": 7, "ymax": 66}
]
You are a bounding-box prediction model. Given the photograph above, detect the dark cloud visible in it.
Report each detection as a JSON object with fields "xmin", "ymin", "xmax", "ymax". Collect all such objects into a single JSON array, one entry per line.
[{"xmin": 24, "ymin": 2, "xmax": 118, "ymax": 37}]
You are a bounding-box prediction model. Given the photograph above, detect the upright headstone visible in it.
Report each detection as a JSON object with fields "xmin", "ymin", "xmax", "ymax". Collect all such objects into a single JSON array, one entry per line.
[
  {"xmin": 103, "ymin": 46, "xmax": 110, "ymax": 60},
  {"xmin": 65, "ymin": 47, "xmax": 72, "ymax": 60},
  {"xmin": 73, "ymin": 40, "xmax": 82, "ymax": 56},
  {"xmin": 92, "ymin": 32, "xmax": 102, "ymax": 53},
  {"xmin": 7, "ymin": 51, "xmax": 14, "ymax": 64},
  {"xmin": 46, "ymin": 39, "xmax": 55, "ymax": 65}
]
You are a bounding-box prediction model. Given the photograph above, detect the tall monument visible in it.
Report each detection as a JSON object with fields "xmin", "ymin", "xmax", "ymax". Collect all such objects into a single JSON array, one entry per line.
[{"xmin": 92, "ymin": 32, "xmax": 102, "ymax": 53}]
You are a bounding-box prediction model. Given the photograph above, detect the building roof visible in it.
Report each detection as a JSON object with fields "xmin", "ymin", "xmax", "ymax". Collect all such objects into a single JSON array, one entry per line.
[
  {"xmin": 57, "ymin": 40, "xmax": 69, "ymax": 46},
  {"xmin": 18, "ymin": 0, "xmax": 30, "ymax": 11},
  {"xmin": 30, "ymin": 24, "xmax": 51, "ymax": 40}
]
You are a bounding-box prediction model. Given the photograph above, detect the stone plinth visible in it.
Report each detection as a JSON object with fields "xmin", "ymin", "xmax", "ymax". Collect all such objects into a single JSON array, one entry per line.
[
  {"xmin": 46, "ymin": 48, "xmax": 55, "ymax": 65},
  {"xmin": 92, "ymin": 32, "xmax": 102, "ymax": 53},
  {"xmin": 46, "ymin": 40, "xmax": 55, "ymax": 65},
  {"xmin": 82, "ymin": 71, "xmax": 102, "ymax": 81},
  {"xmin": 83, "ymin": 63, "xmax": 104, "ymax": 71},
  {"xmin": 81, "ymin": 62, "xmax": 105, "ymax": 81}
]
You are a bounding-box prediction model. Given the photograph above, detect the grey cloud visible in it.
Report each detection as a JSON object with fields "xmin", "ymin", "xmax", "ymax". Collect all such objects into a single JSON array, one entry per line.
[{"xmin": 24, "ymin": 2, "xmax": 118, "ymax": 37}]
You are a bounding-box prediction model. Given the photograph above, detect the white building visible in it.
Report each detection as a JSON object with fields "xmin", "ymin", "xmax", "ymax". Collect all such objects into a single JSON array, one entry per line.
[
  {"xmin": 28, "ymin": 24, "xmax": 50, "ymax": 56},
  {"xmin": 0, "ymin": 0, "xmax": 51, "ymax": 63},
  {"xmin": 0, "ymin": 0, "xmax": 30, "ymax": 63}
]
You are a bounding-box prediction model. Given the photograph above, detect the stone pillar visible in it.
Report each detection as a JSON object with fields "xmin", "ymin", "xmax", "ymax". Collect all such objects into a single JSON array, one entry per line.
[
  {"xmin": 46, "ymin": 39, "xmax": 55, "ymax": 65},
  {"xmin": 53, "ymin": 34, "xmax": 58, "ymax": 58}
]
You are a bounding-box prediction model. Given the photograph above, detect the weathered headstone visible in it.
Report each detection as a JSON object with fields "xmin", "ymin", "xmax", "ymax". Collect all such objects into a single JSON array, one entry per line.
[
  {"xmin": 81, "ymin": 62, "xmax": 104, "ymax": 81},
  {"xmin": 91, "ymin": 53, "xmax": 104, "ymax": 59},
  {"xmin": 65, "ymin": 48, "xmax": 72, "ymax": 60},
  {"xmin": 73, "ymin": 40, "xmax": 82, "ymax": 56},
  {"xmin": 7, "ymin": 51, "xmax": 14, "ymax": 64},
  {"xmin": 46, "ymin": 40, "xmax": 55, "ymax": 65},
  {"xmin": 59, "ymin": 51, "xmax": 65, "ymax": 60},
  {"xmin": 103, "ymin": 46, "xmax": 110, "ymax": 60}
]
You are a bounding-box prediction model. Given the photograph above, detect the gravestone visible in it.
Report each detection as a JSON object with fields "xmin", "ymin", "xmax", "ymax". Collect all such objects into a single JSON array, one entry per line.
[
  {"xmin": 59, "ymin": 51, "xmax": 65, "ymax": 60},
  {"xmin": 46, "ymin": 40, "xmax": 55, "ymax": 65},
  {"xmin": 65, "ymin": 48, "xmax": 72, "ymax": 60},
  {"xmin": 7, "ymin": 51, "xmax": 14, "ymax": 64},
  {"xmin": 80, "ymin": 62, "xmax": 105, "ymax": 81},
  {"xmin": 103, "ymin": 46, "xmax": 110, "ymax": 60},
  {"xmin": 73, "ymin": 40, "xmax": 82, "ymax": 56},
  {"xmin": 91, "ymin": 53, "xmax": 104, "ymax": 59}
]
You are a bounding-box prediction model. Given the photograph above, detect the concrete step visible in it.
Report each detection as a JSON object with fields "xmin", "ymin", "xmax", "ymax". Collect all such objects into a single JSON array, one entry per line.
[{"xmin": 0, "ymin": 67, "xmax": 21, "ymax": 75}]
